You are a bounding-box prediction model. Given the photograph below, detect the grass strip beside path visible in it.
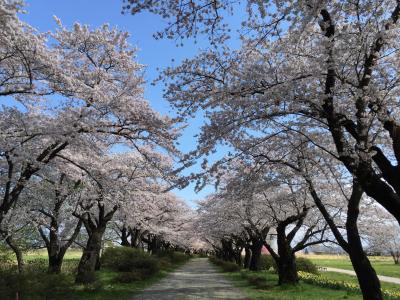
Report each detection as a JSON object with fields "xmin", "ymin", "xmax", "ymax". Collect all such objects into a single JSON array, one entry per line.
[{"xmin": 218, "ymin": 269, "xmax": 363, "ymax": 300}]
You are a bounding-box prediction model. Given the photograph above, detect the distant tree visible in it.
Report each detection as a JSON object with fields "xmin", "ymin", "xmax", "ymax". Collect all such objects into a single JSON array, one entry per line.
[{"xmin": 364, "ymin": 207, "xmax": 400, "ymax": 265}]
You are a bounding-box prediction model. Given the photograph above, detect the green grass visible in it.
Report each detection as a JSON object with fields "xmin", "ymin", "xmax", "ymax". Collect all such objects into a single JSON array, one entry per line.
[
  {"xmin": 69, "ymin": 268, "xmax": 173, "ymax": 300},
  {"xmin": 305, "ymin": 255, "xmax": 400, "ymax": 278},
  {"xmin": 223, "ymin": 270, "xmax": 363, "ymax": 300},
  {"xmin": 25, "ymin": 248, "xmax": 83, "ymax": 260}
]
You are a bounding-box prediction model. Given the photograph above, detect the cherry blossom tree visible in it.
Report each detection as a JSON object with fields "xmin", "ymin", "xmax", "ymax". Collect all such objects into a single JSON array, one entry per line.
[
  {"xmin": 112, "ymin": 191, "xmax": 194, "ymax": 252},
  {"xmin": 60, "ymin": 148, "xmax": 175, "ymax": 283},
  {"xmin": 213, "ymin": 160, "xmax": 329, "ymax": 283},
  {"xmin": 196, "ymin": 195, "xmax": 246, "ymax": 265},
  {"xmin": 246, "ymin": 131, "xmax": 385, "ymax": 297},
  {"xmin": 0, "ymin": 199, "xmax": 33, "ymax": 273},
  {"xmin": 0, "ymin": 0, "xmax": 63, "ymax": 96},
  {"xmin": 124, "ymin": 0, "xmax": 400, "ymax": 228},
  {"xmin": 123, "ymin": 1, "xmax": 400, "ymax": 297},
  {"xmin": 0, "ymin": 5, "xmax": 179, "ymax": 270},
  {"xmin": 364, "ymin": 206, "xmax": 400, "ymax": 264},
  {"xmin": 27, "ymin": 165, "xmax": 83, "ymax": 274}
]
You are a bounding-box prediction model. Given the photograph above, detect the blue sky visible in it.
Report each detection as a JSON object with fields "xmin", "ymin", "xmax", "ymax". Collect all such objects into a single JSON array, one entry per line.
[{"xmin": 20, "ymin": 0, "xmax": 219, "ymax": 206}]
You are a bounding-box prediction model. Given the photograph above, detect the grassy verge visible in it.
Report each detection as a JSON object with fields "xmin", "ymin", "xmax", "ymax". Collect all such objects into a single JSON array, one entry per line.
[
  {"xmin": 70, "ymin": 263, "xmax": 181, "ymax": 300},
  {"xmin": 208, "ymin": 257, "xmax": 400, "ymax": 300},
  {"xmin": 304, "ymin": 255, "xmax": 400, "ymax": 278},
  {"xmin": 223, "ymin": 270, "xmax": 362, "ymax": 300}
]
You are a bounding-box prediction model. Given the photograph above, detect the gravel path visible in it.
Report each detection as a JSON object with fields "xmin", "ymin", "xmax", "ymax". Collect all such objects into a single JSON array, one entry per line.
[
  {"xmin": 131, "ymin": 258, "xmax": 248, "ymax": 300},
  {"xmin": 325, "ymin": 267, "xmax": 400, "ymax": 285}
]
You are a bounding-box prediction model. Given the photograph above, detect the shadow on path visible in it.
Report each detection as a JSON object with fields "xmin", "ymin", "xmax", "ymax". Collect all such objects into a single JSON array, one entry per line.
[{"xmin": 131, "ymin": 258, "xmax": 248, "ymax": 299}]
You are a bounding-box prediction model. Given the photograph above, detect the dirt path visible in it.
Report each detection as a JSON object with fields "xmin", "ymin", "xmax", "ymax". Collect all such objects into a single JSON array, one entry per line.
[
  {"xmin": 131, "ymin": 258, "xmax": 248, "ymax": 300},
  {"xmin": 324, "ymin": 267, "xmax": 400, "ymax": 285}
]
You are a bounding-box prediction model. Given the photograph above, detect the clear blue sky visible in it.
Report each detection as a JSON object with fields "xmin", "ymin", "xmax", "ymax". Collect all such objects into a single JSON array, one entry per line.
[{"xmin": 21, "ymin": 0, "xmax": 218, "ymax": 206}]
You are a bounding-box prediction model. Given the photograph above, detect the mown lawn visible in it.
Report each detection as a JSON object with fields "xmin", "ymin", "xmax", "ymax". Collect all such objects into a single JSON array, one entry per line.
[
  {"xmin": 223, "ymin": 270, "xmax": 363, "ymax": 300},
  {"xmin": 305, "ymin": 255, "xmax": 400, "ymax": 278}
]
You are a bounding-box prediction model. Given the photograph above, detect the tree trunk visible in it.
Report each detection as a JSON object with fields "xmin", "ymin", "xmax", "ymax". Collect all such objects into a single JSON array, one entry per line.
[
  {"xmin": 348, "ymin": 248, "xmax": 382, "ymax": 300},
  {"xmin": 309, "ymin": 178, "xmax": 383, "ymax": 298},
  {"xmin": 120, "ymin": 226, "xmax": 130, "ymax": 247},
  {"xmin": 221, "ymin": 239, "xmax": 236, "ymax": 262},
  {"xmin": 75, "ymin": 227, "xmax": 105, "ymax": 284},
  {"xmin": 391, "ymin": 251, "xmax": 400, "ymax": 264},
  {"xmin": 234, "ymin": 247, "xmax": 243, "ymax": 267},
  {"xmin": 48, "ymin": 249, "xmax": 66, "ymax": 274},
  {"xmin": 276, "ymin": 226, "xmax": 298, "ymax": 284},
  {"xmin": 346, "ymin": 184, "xmax": 382, "ymax": 300},
  {"xmin": 277, "ymin": 252, "xmax": 297, "ymax": 284},
  {"xmin": 5, "ymin": 235, "xmax": 24, "ymax": 274},
  {"xmin": 130, "ymin": 228, "xmax": 142, "ymax": 248},
  {"xmin": 249, "ymin": 239, "xmax": 263, "ymax": 271}
]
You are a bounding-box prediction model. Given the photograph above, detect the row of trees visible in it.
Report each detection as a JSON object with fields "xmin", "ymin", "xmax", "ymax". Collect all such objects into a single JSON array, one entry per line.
[
  {"xmin": 123, "ymin": 0, "xmax": 400, "ymax": 299},
  {"xmin": 2, "ymin": 1, "xmax": 400, "ymax": 299},
  {"xmin": 0, "ymin": 0, "xmax": 197, "ymax": 284}
]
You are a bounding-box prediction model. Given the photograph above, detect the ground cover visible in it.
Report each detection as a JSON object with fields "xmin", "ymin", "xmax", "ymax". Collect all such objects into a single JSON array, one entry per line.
[
  {"xmin": 210, "ymin": 256, "xmax": 400, "ymax": 300},
  {"xmin": 223, "ymin": 270, "xmax": 362, "ymax": 300},
  {"xmin": 0, "ymin": 248, "xmax": 190, "ymax": 300}
]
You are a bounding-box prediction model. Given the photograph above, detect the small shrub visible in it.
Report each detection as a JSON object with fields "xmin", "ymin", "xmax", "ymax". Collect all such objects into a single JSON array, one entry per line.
[
  {"xmin": 158, "ymin": 259, "xmax": 173, "ymax": 270},
  {"xmin": 221, "ymin": 261, "xmax": 241, "ymax": 272},
  {"xmin": 157, "ymin": 251, "xmax": 188, "ymax": 264},
  {"xmin": 259, "ymin": 255, "xmax": 277, "ymax": 271},
  {"xmin": 296, "ymin": 257, "xmax": 318, "ymax": 274},
  {"xmin": 209, "ymin": 257, "xmax": 225, "ymax": 266},
  {"xmin": 209, "ymin": 257, "xmax": 240, "ymax": 272},
  {"xmin": 0, "ymin": 270, "xmax": 73, "ymax": 299},
  {"xmin": 114, "ymin": 271, "xmax": 144, "ymax": 283},
  {"xmin": 101, "ymin": 247, "xmax": 160, "ymax": 276},
  {"xmin": 132, "ymin": 256, "xmax": 159, "ymax": 274}
]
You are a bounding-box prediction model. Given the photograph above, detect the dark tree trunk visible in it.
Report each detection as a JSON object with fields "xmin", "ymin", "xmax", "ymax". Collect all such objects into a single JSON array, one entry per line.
[
  {"xmin": 234, "ymin": 247, "xmax": 243, "ymax": 266},
  {"xmin": 249, "ymin": 239, "xmax": 263, "ymax": 271},
  {"xmin": 221, "ymin": 239, "xmax": 236, "ymax": 262},
  {"xmin": 74, "ymin": 201, "xmax": 117, "ymax": 284},
  {"xmin": 39, "ymin": 218, "xmax": 82, "ymax": 274},
  {"xmin": 120, "ymin": 226, "xmax": 130, "ymax": 247},
  {"xmin": 277, "ymin": 252, "xmax": 297, "ymax": 284},
  {"xmin": 76, "ymin": 227, "xmax": 105, "ymax": 284},
  {"xmin": 310, "ymin": 179, "xmax": 383, "ymax": 299},
  {"xmin": 348, "ymin": 248, "xmax": 382, "ymax": 300},
  {"xmin": 244, "ymin": 247, "xmax": 251, "ymax": 269},
  {"xmin": 276, "ymin": 225, "xmax": 298, "ymax": 284},
  {"xmin": 95, "ymin": 252, "xmax": 101, "ymax": 271},
  {"xmin": 390, "ymin": 251, "xmax": 400, "ymax": 264},
  {"xmin": 130, "ymin": 228, "xmax": 142, "ymax": 248},
  {"xmin": 5, "ymin": 235, "xmax": 24, "ymax": 274},
  {"xmin": 346, "ymin": 183, "xmax": 382, "ymax": 300},
  {"xmin": 149, "ymin": 235, "xmax": 162, "ymax": 254},
  {"xmin": 48, "ymin": 249, "xmax": 66, "ymax": 274}
]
